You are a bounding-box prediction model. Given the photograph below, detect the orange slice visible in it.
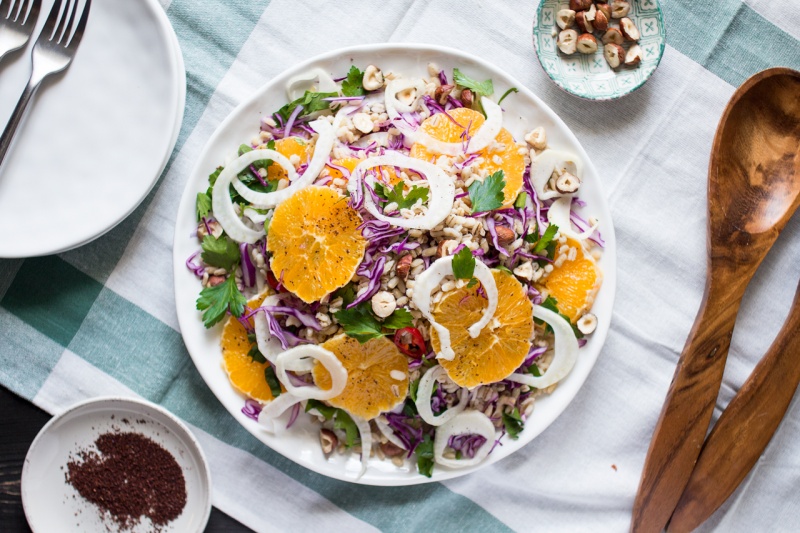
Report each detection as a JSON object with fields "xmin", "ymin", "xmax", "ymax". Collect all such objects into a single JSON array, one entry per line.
[
  {"xmin": 267, "ymin": 186, "xmax": 367, "ymax": 303},
  {"xmin": 267, "ymin": 136, "xmax": 313, "ymax": 181},
  {"xmin": 431, "ymin": 270, "xmax": 534, "ymax": 388},
  {"xmin": 313, "ymin": 334, "xmax": 409, "ymax": 420},
  {"xmin": 325, "ymin": 157, "xmax": 401, "ymax": 185},
  {"xmin": 221, "ymin": 292, "xmax": 278, "ymax": 402},
  {"xmin": 542, "ymin": 238, "xmax": 602, "ymax": 323},
  {"xmin": 409, "ymin": 107, "xmax": 524, "ymax": 205}
]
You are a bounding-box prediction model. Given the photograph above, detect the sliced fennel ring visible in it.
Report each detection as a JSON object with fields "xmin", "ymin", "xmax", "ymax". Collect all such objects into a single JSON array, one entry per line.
[
  {"xmin": 275, "ymin": 345, "xmax": 348, "ymax": 401},
  {"xmin": 529, "ymin": 149, "xmax": 584, "ymax": 201},
  {"xmin": 351, "ymin": 414, "xmax": 372, "ymax": 480},
  {"xmin": 433, "ymin": 410, "xmax": 496, "ymax": 468},
  {"xmin": 348, "ymin": 152, "xmax": 455, "ymax": 230},
  {"xmin": 547, "ymin": 195, "xmax": 600, "ymax": 241},
  {"xmin": 414, "ymin": 366, "xmax": 469, "ymax": 426},
  {"xmin": 505, "ymin": 305, "xmax": 579, "ymax": 389},
  {"xmin": 411, "ymin": 255, "xmax": 498, "ymax": 360},
  {"xmin": 252, "ymin": 295, "xmax": 286, "ymax": 365}
]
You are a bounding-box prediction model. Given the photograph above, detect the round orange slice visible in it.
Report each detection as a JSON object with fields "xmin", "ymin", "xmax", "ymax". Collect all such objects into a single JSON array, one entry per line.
[
  {"xmin": 221, "ymin": 292, "xmax": 278, "ymax": 402},
  {"xmin": 542, "ymin": 238, "xmax": 602, "ymax": 323},
  {"xmin": 267, "ymin": 186, "xmax": 367, "ymax": 303},
  {"xmin": 430, "ymin": 269, "xmax": 534, "ymax": 388},
  {"xmin": 313, "ymin": 334, "xmax": 409, "ymax": 420},
  {"xmin": 267, "ymin": 136, "xmax": 313, "ymax": 181},
  {"xmin": 409, "ymin": 107, "xmax": 524, "ymax": 205}
]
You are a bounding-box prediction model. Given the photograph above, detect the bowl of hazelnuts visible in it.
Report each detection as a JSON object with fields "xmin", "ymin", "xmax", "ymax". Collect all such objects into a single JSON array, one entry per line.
[{"xmin": 533, "ymin": 0, "xmax": 665, "ymax": 100}]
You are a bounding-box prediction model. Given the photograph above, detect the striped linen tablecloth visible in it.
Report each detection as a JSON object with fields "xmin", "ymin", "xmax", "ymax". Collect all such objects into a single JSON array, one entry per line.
[{"xmin": 2, "ymin": 1, "xmax": 800, "ymax": 531}]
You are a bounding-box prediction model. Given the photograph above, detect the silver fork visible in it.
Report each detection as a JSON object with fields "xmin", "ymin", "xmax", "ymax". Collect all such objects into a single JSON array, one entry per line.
[
  {"xmin": 0, "ymin": 0, "xmax": 90, "ymax": 167},
  {"xmin": 0, "ymin": 0, "xmax": 41, "ymax": 62}
]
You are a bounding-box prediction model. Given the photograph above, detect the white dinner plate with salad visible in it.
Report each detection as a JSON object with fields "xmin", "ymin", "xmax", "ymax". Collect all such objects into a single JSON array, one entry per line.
[
  {"xmin": 173, "ymin": 43, "xmax": 617, "ymax": 486},
  {"xmin": 0, "ymin": 0, "xmax": 185, "ymax": 258}
]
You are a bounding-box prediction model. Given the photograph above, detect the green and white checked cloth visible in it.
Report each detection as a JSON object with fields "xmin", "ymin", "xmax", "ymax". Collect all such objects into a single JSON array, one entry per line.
[{"xmin": 2, "ymin": 1, "xmax": 800, "ymax": 531}]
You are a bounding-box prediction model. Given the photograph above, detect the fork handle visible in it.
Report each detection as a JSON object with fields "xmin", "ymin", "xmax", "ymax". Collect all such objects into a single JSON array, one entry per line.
[{"xmin": 0, "ymin": 78, "xmax": 41, "ymax": 169}]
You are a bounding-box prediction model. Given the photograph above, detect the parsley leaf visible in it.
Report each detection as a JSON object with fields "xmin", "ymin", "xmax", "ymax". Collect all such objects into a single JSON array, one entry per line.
[
  {"xmin": 305, "ymin": 399, "xmax": 336, "ymax": 420},
  {"xmin": 527, "ymin": 363, "xmax": 542, "ymax": 377},
  {"xmin": 495, "ymin": 265, "xmax": 513, "ymax": 275},
  {"xmin": 416, "ymin": 434, "xmax": 435, "ymax": 478},
  {"xmin": 538, "ymin": 296, "xmax": 584, "ymax": 338},
  {"xmin": 247, "ymin": 342, "xmax": 267, "ymax": 364},
  {"xmin": 334, "ymin": 410, "xmax": 359, "ymax": 447},
  {"xmin": 208, "ymin": 166, "xmax": 223, "ymax": 188},
  {"xmin": 466, "ymin": 277, "xmax": 479, "ymax": 288},
  {"xmin": 453, "ymin": 68, "xmax": 494, "ymax": 98},
  {"xmin": 375, "ymin": 181, "xmax": 429, "ymax": 209},
  {"xmin": 196, "ymin": 192, "xmax": 211, "ymax": 221},
  {"xmin": 334, "ymin": 301, "xmax": 383, "ymax": 343},
  {"xmin": 452, "ymin": 246, "xmax": 475, "ymax": 279},
  {"xmin": 201, "ymin": 235, "xmax": 241, "ymax": 271},
  {"xmin": 196, "ymin": 275, "xmax": 246, "ymax": 328},
  {"xmin": 409, "ymin": 378, "xmax": 420, "ymax": 402},
  {"xmin": 341, "ymin": 65, "xmax": 365, "ymax": 96},
  {"xmin": 502, "ymin": 408, "xmax": 524, "ymax": 440},
  {"xmin": 334, "ymin": 284, "xmax": 357, "ymax": 307},
  {"xmin": 468, "ymin": 170, "xmax": 506, "ymax": 213},
  {"xmin": 382, "ymin": 308, "xmax": 413, "ymax": 330},
  {"xmin": 264, "ymin": 366, "xmax": 282, "ymax": 397},
  {"xmin": 497, "ymin": 87, "xmax": 519, "ymax": 105},
  {"xmin": 534, "ymin": 224, "xmax": 559, "ymax": 253},
  {"xmin": 514, "ymin": 191, "xmax": 528, "ymax": 209},
  {"xmin": 275, "ymin": 90, "xmax": 338, "ymax": 122}
]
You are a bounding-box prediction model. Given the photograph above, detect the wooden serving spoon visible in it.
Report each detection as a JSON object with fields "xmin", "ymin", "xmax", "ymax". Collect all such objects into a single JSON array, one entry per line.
[
  {"xmin": 668, "ymin": 278, "xmax": 800, "ymax": 532},
  {"xmin": 630, "ymin": 68, "xmax": 800, "ymax": 533}
]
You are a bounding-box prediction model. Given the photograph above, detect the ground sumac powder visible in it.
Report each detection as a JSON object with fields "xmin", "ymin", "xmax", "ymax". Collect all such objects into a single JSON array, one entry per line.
[{"xmin": 66, "ymin": 431, "xmax": 187, "ymax": 530}]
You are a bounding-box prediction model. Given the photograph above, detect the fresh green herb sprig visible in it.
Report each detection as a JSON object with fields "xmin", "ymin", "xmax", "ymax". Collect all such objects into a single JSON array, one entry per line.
[
  {"xmin": 375, "ymin": 182, "xmax": 429, "ymax": 210},
  {"xmin": 334, "ymin": 301, "xmax": 414, "ymax": 343},
  {"xmin": 453, "ymin": 68, "xmax": 494, "ymax": 99},
  {"xmin": 342, "ymin": 66, "xmax": 365, "ymax": 96},
  {"xmin": 195, "ymin": 275, "xmax": 246, "ymax": 328},
  {"xmin": 502, "ymin": 408, "xmax": 524, "ymax": 440},
  {"xmin": 468, "ymin": 170, "xmax": 506, "ymax": 213},
  {"xmin": 416, "ymin": 434, "xmax": 435, "ymax": 478},
  {"xmin": 275, "ymin": 90, "xmax": 338, "ymax": 123},
  {"xmin": 201, "ymin": 235, "xmax": 240, "ymax": 271}
]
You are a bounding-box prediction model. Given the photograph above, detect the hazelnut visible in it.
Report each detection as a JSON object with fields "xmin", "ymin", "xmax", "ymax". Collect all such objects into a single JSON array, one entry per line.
[
  {"xmin": 576, "ymin": 33, "xmax": 598, "ymax": 54},
  {"xmin": 319, "ymin": 428, "xmax": 338, "ymax": 456},
  {"xmin": 371, "ymin": 291, "xmax": 397, "ymax": 318},
  {"xmin": 625, "ymin": 44, "xmax": 643, "ymax": 66},
  {"xmin": 555, "ymin": 172, "xmax": 581, "ymax": 194},
  {"xmin": 524, "ymin": 126, "xmax": 547, "ymax": 151},
  {"xmin": 380, "ymin": 441, "xmax": 405, "ymax": 458},
  {"xmin": 604, "ymin": 43, "xmax": 625, "ymax": 68},
  {"xmin": 556, "ymin": 9, "xmax": 576, "ymax": 30},
  {"xmin": 434, "ymin": 83, "xmax": 455, "ymax": 105},
  {"xmin": 602, "ymin": 28, "xmax": 624, "ymax": 45},
  {"xmin": 436, "ymin": 239, "xmax": 455, "ymax": 258},
  {"xmin": 495, "ymin": 226, "xmax": 516, "ymax": 247},
  {"xmin": 207, "ymin": 275, "xmax": 226, "ymax": 287},
  {"xmin": 396, "ymin": 253, "xmax": 413, "ymax": 280},
  {"xmin": 619, "ymin": 17, "xmax": 640, "ymax": 41},
  {"xmin": 575, "ymin": 11, "xmax": 594, "ymax": 33},
  {"xmin": 611, "ymin": 0, "xmax": 631, "ymax": 18},
  {"xmin": 557, "ymin": 29, "xmax": 579, "ymax": 55},
  {"xmin": 460, "ymin": 88, "xmax": 474, "ymax": 108},
  {"xmin": 577, "ymin": 313, "xmax": 598, "ymax": 335},
  {"xmin": 362, "ymin": 65, "xmax": 384, "ymax": 91},
  {"xmin": 569, "ymin": 0, "xmax": 592, "ymax": 11},
  {"xmin": 596, "ymin": 3, "xmax": 611, "ymax": 19},
  {"xmin": 593, "ymin": 9, "xmax": 609, "ymax": 32},
  {"xmin": 584, "ymin": 3, "xmax": 597, "ymax": 21}
]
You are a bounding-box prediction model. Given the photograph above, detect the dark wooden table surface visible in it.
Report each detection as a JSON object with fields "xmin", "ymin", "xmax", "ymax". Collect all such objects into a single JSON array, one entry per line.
[{"xmin": 0, "ymin": 385, "xmax": 254, "ymax": 532}]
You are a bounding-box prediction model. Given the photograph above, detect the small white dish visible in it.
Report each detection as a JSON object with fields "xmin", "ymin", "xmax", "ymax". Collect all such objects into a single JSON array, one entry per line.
[
  {"xmin": 0, "ymin": 0, "xmax": 186, "ymax": 258},
  {"xmin": 173, "ymin": 43, "xmax": 617, "ymax": 486},
  {"xmin": 21, "ymin": 396, "xmax": 212, "ymax": 533}
]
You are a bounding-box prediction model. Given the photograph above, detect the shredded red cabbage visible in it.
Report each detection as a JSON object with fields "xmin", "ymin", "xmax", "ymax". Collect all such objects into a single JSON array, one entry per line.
[
  {"xmin": 284, "ymin": 104, "xmax": 304, "ymax": 138},
  {"xmin": 240, "ymin": 243, "xmax": 256, "ymax": 288},
  {"xmin": 438, "ymin": 69, "xmax": 448, "ymax": 85},
  {"xmin": 381, "ymin": 235, "xmax": 419, "ymax": 254},
  {"xmin": 286, "ymin": 402, "xmax": 301, "ymax": 429},
  {"xmin": 485, "ymin": 217, "xmax": 507, "ymax": 253},
  {"xmin": 447, "ymin": 433, "xmax": 488, "ymax": 459},
  {"xmin": 385, "ymin": 412, "xmax": 424, "ymax": 455},
  {"xmin": 241, "ymin": 399, "xmax": 262, "ymax": 421},
  {"xmin": 521, "ymin": 345, "xmax": 547, "ymax": 368},
  {"xmin": 186, "ymin": 251, "xmax": 205, "ymax": 278},
  {"xmin": 347, "ymin": 254, "xmax": 386, "ymax": 308}
]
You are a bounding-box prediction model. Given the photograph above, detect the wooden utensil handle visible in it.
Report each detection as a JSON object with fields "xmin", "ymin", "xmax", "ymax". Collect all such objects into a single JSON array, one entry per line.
[
  {"xmin": 668, "ymin": 280, "xmax": 800, "ymax": 532},
  {"xmin": 631, "ymin": 273, "xmax": 752, "ymax": 533}
]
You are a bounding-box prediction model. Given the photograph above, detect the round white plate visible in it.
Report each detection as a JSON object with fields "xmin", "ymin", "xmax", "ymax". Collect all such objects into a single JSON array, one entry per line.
[
  {"xmin": 173, "ymin": 43, "xmax": 617, "ymax": 486},
  {"xmin": 0, "ymin": 0, "xmax": 186, "ymax": 258},
  {"xmin": 21, "ymin": 396, "xmax": 212, "ymax": 532}
]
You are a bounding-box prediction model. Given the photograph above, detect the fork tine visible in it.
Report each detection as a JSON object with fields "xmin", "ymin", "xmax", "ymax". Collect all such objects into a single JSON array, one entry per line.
[
  {"xmin": 65, "ymin": 0, "xmax": 89, "ymax": 50},
  {"xmin": 39, "ymin": 0, "xmax": 64, "ymax": 41},
  {"xmin": 55, "ymin": 0, "xmax": 76, "ymax": 43},
  {"xmin": 23, "ymin": 0, "xmax": 40, "ymax": 27}
]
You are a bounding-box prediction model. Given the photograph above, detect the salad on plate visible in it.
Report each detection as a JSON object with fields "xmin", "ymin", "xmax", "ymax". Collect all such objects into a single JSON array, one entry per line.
[{"xmin": 186, "ymin": 62, "xmax": 605, "ymax": 479}]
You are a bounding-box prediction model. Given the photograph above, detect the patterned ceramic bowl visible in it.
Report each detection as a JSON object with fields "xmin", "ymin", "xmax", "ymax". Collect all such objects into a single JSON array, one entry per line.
[{"xmin": 533, "ymin": 0, "xmax": 666, "ymax": 100}]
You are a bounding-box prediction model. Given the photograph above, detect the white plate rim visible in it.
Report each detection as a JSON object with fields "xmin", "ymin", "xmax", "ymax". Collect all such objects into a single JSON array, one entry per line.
[
  {"xmin": 172, "ymin": 42, "xmax": 618, "ymax": 486},
  {"xmin": 0, "ymin": 0, "xmax": 187, "ymax": 258},
  {"xmin": 20, "ymin": 395, "xmax": 212, "ymax": 533}
]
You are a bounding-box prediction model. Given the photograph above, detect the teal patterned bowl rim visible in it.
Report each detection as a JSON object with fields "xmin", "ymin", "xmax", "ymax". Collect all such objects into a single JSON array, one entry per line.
[{"xmin": 532, "ymin": 0, "xmax": 666, "ymax": 101}]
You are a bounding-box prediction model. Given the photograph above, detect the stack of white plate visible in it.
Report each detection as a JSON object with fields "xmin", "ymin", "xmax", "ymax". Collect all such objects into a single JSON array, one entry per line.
[{"xmin": 0, "ymin": 0, "xmax": 186, "ymax": 258}]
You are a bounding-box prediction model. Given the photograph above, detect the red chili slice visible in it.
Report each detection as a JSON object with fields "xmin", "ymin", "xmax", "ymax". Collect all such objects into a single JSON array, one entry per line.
[{"xmin": 394, "ymin": 327, "xmax": 426, "ymax": 359}]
